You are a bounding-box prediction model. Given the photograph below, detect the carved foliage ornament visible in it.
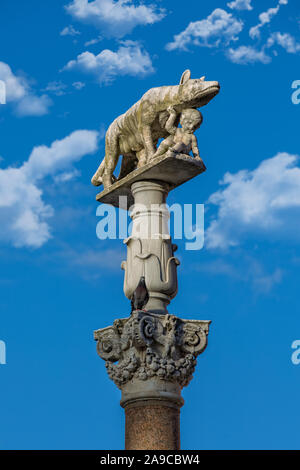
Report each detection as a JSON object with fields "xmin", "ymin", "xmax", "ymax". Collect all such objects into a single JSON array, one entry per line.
[{"xmin": 94, "ymin": 311, "xmax": 210, "ymax": 389}]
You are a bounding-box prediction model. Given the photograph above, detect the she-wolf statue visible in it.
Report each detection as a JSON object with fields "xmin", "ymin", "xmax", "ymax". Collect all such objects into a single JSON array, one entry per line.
[{"xmin": 91, "ymin": 69, "xmax": 220, "ymax": 190}]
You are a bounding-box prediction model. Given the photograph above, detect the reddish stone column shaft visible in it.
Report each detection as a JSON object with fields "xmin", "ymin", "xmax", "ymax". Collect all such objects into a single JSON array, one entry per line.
[{"xmin": 124, "ymin": 400, "xmax": 180, "ymax": 450}]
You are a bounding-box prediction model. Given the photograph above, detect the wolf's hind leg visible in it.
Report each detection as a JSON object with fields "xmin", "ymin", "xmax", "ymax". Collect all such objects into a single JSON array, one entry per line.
[
  {"xmin": 103, "ymin": 131, "xmax": 121, "ymax": 189},
  {"xmin": 91, "ymin": 159, "xmax": 105, "ymax": 186}
]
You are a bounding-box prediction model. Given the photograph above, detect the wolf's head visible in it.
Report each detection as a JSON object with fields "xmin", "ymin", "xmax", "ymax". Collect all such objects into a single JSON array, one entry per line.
[{"xmin": 178, "ymin": 70, "xmax": 220, "ymax": 108}]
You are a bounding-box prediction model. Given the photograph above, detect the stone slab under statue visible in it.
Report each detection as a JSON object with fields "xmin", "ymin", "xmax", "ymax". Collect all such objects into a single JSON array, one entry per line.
[{"xmin": 96, "ymin": 151, "xmax": 206, "ymax": 209}]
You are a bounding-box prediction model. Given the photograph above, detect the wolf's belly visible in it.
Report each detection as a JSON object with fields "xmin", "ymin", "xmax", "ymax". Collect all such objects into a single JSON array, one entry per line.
[
  {"xmin": 115, "ymin": 109, "xmax": 169, "ymax": 154},
  {"xmin": 118, "ymin": 133, "xmax": 143, "ymax": 153}
]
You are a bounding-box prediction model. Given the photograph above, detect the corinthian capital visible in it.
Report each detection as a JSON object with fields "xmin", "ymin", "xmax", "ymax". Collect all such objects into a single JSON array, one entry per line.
[{"xmin": 94, "ymin": 311, "xmax": 210, "ymax": 390}]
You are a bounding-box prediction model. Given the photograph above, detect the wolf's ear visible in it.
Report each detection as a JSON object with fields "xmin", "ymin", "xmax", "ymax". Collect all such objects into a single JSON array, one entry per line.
[{"xmin": 179, "ymin": 69, "xmax": 191, "ymax": 85}]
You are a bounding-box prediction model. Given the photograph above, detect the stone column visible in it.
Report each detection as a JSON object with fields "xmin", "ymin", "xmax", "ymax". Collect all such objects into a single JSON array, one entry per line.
[
  {"xmin": 95, "ymin": 309, "xmax": 210, "ymax": 450},
  {"xmin": 124, "ymin": 400, "xmax": 180, "ymax": 450},
  {"xmin": 94, "ymin": 153, "xmax": 211, "ymax": 450}
]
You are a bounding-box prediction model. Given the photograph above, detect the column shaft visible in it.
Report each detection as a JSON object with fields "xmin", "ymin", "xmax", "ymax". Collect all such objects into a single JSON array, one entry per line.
[{"xmin": 124, "ymin": 400, "xmax": 180, "ymax": 450}]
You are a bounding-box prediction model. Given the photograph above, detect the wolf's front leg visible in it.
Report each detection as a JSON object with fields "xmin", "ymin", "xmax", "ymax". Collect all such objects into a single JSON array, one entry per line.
[
  {"xmin": 140, "ymin": 125, "xmax": 155, "ymax": 161},
  {"xmin": 136, "ymin": 149, "xmax": 147, "ymax": 168}
]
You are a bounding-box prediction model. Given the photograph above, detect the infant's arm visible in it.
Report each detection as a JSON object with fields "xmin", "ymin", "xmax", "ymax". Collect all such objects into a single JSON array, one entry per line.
[
  {"xmin": 191, "ymin": 134, "xmax": 201, "ymax": 159},
  {"xmin": 165, "ymin": 106, "xmax": 178, "ymax": 135}
]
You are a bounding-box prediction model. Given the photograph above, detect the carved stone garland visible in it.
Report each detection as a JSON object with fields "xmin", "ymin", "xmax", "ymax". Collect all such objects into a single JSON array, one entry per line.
[{"xmin": 95, "ymin": 310, "xmax": 210, "ymax": 390}]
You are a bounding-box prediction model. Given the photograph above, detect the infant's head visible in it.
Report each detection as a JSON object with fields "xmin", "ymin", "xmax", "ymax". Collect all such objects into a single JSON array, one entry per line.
[{"xmin": 180, "ymin": 108, "xmax": 203, "ymax": 132}]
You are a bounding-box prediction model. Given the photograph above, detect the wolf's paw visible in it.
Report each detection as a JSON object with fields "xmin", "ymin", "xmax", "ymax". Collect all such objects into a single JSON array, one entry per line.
[{"xmin": 91, "ymin": 175, "xmax": 103, "ymax": 186}]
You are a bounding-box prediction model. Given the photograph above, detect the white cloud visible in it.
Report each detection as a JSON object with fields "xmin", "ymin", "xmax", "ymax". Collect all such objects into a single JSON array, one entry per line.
[
  {"xmin": 227, "ymin": 0, "xmax": 253, "ymax": 11},
  {"xmin": 249, "ymin": 0, "xmax": 288, "ymax": 39},
  {"xmin": 65, "ymin": 0, "xmax": 165, "ymax": 37},
  {"xmin": 63, "ymin": 41, "xmax": 154, "ymax": 84},
  {"xmin": 22, "ymin": 130, "xmax": 99, "ymax": 181},
  {"xmin": 0, "ymin": 130, "xmax": 99, "ymax": 248},
  {"xmin": 267, "ymin": 32, "xmax": 300, "ymax": 53},
  {"xmin": 227, "ymin": 45, "xmax": 271, "ymax": 64},
  {"xmin": 0, "ymin": 61, "xmax": 27, "ymax": 101},
  {"xmin": 0, "ymin": 61, "xmax": 52, "ymax": 117},
  {"xmin": 166, "ymin": 8, "xmax": 243, "ymax": 51},
  {"xmin": 206, "ymin": 153, "xmax": 300, "ymax": 249},
  {"xmin": 60, "ymin": 24, "xmax": 81, "ymax": 36}
]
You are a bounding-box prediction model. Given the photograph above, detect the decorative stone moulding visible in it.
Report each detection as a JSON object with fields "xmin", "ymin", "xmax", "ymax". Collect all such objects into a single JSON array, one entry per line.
[
  {"xmin": 121, "ymin": 237, "xmax": 180, "ymax": 314},
  {"xmin": 120, "ymin": 180, "xmax": 180, "ymax": 314},
  {"xmin": 94, "ymin": 310, "xmax": 210, "ymax": 405}
]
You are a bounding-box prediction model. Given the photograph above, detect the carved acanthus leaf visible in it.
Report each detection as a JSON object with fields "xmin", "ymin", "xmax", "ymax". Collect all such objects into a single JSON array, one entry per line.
[{"xmin": 95, "ymin": 311, "xmax": 210, "ymax": 389}]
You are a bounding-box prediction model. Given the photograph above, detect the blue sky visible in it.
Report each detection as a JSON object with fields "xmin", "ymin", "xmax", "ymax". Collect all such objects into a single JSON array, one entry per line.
[{"xmin": 0, "ymin": 0, "xmax": 300, "ymax": 450}]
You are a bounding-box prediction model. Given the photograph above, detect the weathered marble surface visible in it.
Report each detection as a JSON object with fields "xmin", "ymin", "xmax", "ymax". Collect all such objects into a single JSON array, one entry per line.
[{"xmin": 91, "ymin": 69, "xmax": 219, "ymax": 189}]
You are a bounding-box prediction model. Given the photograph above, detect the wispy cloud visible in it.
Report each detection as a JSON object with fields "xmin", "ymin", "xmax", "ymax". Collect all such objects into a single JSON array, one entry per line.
[
  {"xmin": 166, "ymin": 8, "xmax": 243, "ymax": 51},
  {"xmin": 228, "ymin": 30, "xmax": 300, "ymax": 65},
  {"xmin": 252, "ymin": 267, "xmax": 283, "ymax": 294},
  {"xmin": 65, "ymin": 0, "xmax": 165, "ymax": 37},
  {"xmin": 0, "ymin": 62, "xmax": 52, "ymax": 117},
  {"xmin": 14, "ymin": 94, "xmax": 52, "ymax": 117},
  {"xmin": 267, "ymin": 32, "xmax": 300, "ymax": 53},
  {"xmin": 227, "ymin": 45, "xmax": 271, "ymax": 64},
  {"xmin": 53, "ymin": 169, "xmax": 81, "ymax": 183},
  {"xmin": 166, "ymin": 1, "xmax": 297, "ymax": 65},
  {"xmin": 84, "ymin": 35, "xmax": 102, "ymax": 46},
  {"xmin": 0, "ymin": 130, "xmax": 99, "ymax": 248},
  {"xmin": 196, "ymin": 257, "xmax": 283, "ymax": 294},
  {"xmin": 206, "ymin": 153, "xmax": 300, "ymax": 250},
  {"xmin": 60, "ymin": 24, "xmax": 81, "ymax": 36},
  {"xmin": 72, "ymin": 81, "xmax": 85, "ymax": 90},
  {"xmin": 249, "ymin": 0, "xmax": 288, "ymax": 39},
  {"xmin": 63, "ymin": 40, "xmax": 154, "ymax": 84},
  {"xmin": 44, "ymin": 81, "xmax": 68, "ymax": 96},
  {"xmin": 50, "ymin": 245, "xmax": 124, "ymax": 281},
  {"xmin": 227, "ymin": 0, "xmax": 253, "ymax": 11}
]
